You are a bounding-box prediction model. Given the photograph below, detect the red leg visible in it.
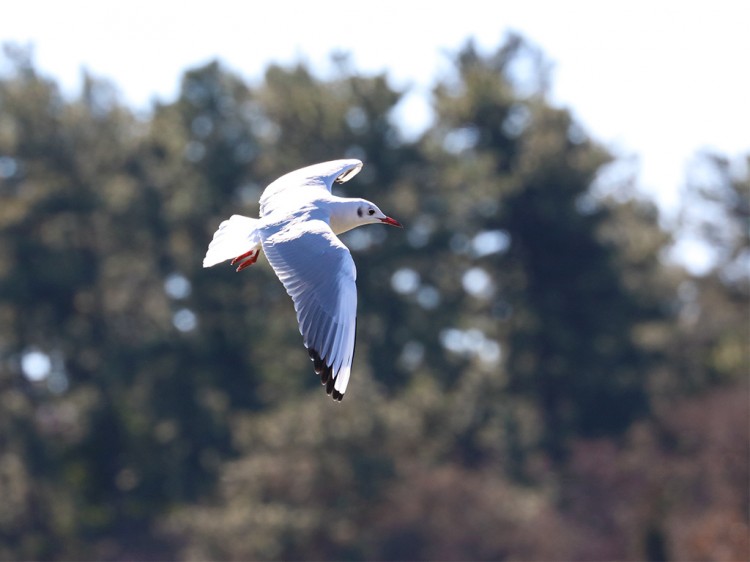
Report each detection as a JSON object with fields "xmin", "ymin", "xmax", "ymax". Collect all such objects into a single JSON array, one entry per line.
[
  {"xmin": 231, "ymin": 249, "xmax": 256, "ymax": 265},
  {"xmin": 232, "ymin": 249, "xmax": 258, "ymax": 272}
]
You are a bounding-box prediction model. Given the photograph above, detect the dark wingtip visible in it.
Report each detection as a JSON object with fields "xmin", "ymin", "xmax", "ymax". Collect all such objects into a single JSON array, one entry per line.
[
  {"xmin": 308, "ymin": 347, "xmax": 344, "ymax": 401},
  {"xmin": 308, "ymin": 348, "xmax": 325, "ymax": 375}
]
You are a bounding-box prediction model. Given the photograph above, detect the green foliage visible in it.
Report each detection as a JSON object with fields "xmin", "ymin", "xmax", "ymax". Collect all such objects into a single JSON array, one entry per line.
[{"xmin": 0, "ymin": 36, "xmax": 746, "ymax": 560}]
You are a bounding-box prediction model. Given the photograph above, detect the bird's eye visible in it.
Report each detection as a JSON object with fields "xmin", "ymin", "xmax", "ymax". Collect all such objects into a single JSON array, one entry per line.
[{"xmin": 368, "ymin": 209, "xmax": 375, "ymax": 216}]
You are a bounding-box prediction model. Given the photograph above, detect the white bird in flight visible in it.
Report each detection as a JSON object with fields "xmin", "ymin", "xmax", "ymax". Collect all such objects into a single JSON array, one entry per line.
[{"xmin": 203, "ymin": 159, "xmax": 402, "ymax": 401}]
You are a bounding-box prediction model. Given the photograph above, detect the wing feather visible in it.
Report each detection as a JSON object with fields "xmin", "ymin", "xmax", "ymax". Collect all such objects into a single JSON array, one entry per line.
[
  {"xmin": 259, "ymin": 159, "xmax": 363, "ymax": 217},
  {"xmin": 261, "ymin": 219, "xmax": 358, "ymax": 400}
]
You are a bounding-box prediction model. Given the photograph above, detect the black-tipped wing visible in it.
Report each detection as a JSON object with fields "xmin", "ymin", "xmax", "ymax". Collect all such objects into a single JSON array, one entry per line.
[{"xmin": 261, "ymin": 219, "xmax": 357, "ymax": 400}]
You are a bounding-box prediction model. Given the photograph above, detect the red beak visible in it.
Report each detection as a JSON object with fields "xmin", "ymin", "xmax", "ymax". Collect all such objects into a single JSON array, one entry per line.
[{"xmin": 379, "ymin": 216, "xmax": 403, "ymax": 228}]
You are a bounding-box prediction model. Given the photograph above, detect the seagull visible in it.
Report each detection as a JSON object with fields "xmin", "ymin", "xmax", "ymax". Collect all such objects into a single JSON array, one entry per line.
[{"xmin": 203, "ymin": 159, "xmax": 402, "ymax": 401}]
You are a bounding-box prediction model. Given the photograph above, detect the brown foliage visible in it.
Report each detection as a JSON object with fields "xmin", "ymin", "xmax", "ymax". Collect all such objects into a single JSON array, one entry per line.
[{"xmin": 562, "ymin": 383, "xmax": 749, "ymax": 562}]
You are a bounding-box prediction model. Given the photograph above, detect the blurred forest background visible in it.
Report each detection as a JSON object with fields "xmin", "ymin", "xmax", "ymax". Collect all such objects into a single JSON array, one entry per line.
[{"xmin": 0, "ymin": 34, "xmax": 747, "ymax": 561}]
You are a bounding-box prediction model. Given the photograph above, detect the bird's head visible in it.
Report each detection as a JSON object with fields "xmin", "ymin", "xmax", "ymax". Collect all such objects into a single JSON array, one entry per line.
[
  {"xmin": 355, "ymin": 199, "xmax": 402, "ymax": 228},
  {"xmin": 330, "ymin": 198, "xmax": 402, "ymax": 235}
]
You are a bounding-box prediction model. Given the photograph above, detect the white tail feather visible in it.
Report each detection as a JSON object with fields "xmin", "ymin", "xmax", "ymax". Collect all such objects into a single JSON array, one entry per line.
[{"xmin": 203, "ymin": 215, "xmax": 261, "ymax": 267}]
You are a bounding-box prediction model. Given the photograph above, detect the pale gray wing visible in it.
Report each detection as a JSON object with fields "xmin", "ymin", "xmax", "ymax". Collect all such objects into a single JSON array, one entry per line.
[
  {"xmin": 261, "ymin": 219, "xmax": 358, "ymax": 400},
  {"xmin": 259, "ymin": 159, "xmax": 363, "ymax": 217}
]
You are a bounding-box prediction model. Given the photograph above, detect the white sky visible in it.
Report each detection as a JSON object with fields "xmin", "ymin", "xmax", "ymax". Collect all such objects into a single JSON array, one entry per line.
[{"xmin": 2, "ymin": 0, "xmax": 749, "ymax": 225}]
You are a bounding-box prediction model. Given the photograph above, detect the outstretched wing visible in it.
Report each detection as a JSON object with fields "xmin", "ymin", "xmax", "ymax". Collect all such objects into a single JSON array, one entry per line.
[
  {"xmin": 261, "ymin": 219, "xmax": 358, "ymax": 400},
  {"xmin": 259, "ymin": 159, "xmax": 363, "ymax": 217}
]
